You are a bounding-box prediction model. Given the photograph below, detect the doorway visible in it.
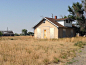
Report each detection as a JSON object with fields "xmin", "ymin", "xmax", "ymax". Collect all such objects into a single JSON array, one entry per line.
[{"xmin": 44, "ymin": 30, "xmax": 47, "ymax": 38}]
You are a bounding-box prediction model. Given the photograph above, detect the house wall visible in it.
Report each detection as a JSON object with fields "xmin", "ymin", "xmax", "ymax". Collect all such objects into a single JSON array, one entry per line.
[
  {"xmin": 34, "ymin": 20, "xmax": 58, "ymax": 39},
  {"xmin": 57, "ymin": 20, "xmax": 72, "ymax": 27},
  {"xmin": 58, "ymin": 28, "xmax": 76, "ymax": 38},
  {"xmin": 64, "ymin": 21, "xmax": 72, "ymax": 27},
  {"xmin": 57, "ymin": 21, "xmax": 64, "ymax": 26}
]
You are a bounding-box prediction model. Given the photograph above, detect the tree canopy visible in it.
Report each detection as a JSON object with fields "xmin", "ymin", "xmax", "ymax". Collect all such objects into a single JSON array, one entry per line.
[
  {"xmin": 0, "ymin": 32, "xmax": 2, "ymax": 36},
  {"xmin": 22, "ymin": 29, "xmax": 27, "ymax": 36},
  {"xmin": 68, "ymin": 2, "xmax": 86, "ymax": 35}
]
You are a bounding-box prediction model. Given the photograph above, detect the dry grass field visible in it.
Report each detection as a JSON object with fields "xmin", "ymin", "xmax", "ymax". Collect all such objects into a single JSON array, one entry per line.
[{"xmin": 0, "ymin": 36, "xmax": 86, "ymax": 65}]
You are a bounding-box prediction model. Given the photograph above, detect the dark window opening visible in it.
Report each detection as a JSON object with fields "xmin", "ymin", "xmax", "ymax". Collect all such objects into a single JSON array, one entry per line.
[
  {"xmin": 66, "ymin": 20, "xmax": 70, "ymax": 23},
  {"xmin": 43, "ymin": 19, "xmax": 46, "ymax": 23},
  {"xmin": 66, "ymin": 20, "xmax": 68, "ymax": 23}
]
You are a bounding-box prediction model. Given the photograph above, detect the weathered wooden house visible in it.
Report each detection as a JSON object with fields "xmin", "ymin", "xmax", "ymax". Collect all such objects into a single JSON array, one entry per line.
[{"xmin": 33, "ymin": 16, "xmax": 77, "ymax": 39}]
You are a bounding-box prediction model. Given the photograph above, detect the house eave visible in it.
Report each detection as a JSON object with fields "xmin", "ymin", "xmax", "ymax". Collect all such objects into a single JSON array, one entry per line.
[
  {"xmin": 33, "ymin": 17, "xmax": 59, "ymax": 29},
  {"xmin": 44, "ymin": 17, "xmax": 59, "ymax": 28}
]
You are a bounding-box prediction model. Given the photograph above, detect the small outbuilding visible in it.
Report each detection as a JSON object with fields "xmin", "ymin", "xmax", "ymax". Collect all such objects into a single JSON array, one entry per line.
[{"xmin": 0, "ymin": 31, "xmax": 14, "ymax": 36}]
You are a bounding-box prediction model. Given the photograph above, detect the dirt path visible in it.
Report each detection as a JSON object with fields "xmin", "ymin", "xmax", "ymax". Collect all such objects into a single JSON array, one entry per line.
[{"xmin": 67, "ymin": 46, "xmax": 86, "ymax": 65}]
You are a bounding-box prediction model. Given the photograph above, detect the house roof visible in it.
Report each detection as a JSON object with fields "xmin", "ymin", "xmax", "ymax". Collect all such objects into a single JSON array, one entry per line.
[
  {"xmin": 0, "ymin": 31, "xmax": 14, "ymax": 34},
  {"xmin": 33, "ymin": 17, "xmax": 75, "ymax": 28},
  {"xmin": 45, "ymin": 17, "xmax": 65, "ymax": 27}
]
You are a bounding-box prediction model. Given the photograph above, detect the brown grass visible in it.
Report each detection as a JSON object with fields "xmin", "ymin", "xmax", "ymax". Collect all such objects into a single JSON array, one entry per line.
[{"xmin": 0, "ymin": 36, "xmax": 85, "ymax": 65}]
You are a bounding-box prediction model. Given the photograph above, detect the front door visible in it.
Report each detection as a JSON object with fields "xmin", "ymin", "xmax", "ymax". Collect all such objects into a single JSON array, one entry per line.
[{"xmin": 44, "ymin": 30, "xmax": 46, "ymax": 38}]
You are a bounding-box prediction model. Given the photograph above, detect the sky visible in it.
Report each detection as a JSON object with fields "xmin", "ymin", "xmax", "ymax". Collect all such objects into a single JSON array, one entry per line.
[{"xmin": 0, "ymin": 0, "xmax": 81, "ymax": 33}]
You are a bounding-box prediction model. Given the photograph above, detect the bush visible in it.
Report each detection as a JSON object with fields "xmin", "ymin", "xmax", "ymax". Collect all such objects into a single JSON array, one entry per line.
[{"xmin": 74, "ymin": 41, "xmax": 86, "ymax": 48}]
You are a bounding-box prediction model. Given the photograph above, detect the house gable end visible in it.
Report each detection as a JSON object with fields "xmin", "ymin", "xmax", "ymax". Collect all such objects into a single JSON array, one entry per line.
[
  {"xmin": 33, "ymin": 18, "xmax": 59, "ymax": 29},
  {"xmin": 44, "ymin": 17, "xmax": 58, "ymax": 28}
]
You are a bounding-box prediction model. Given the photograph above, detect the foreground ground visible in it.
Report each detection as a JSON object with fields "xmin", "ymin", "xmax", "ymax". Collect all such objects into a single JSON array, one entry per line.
[
  {"xmin": 0, "ymin": 36, "xmax": 86, "ymax": 65},
  {"xmin": 67, "ymin": 46, "xmax": 86, "ymax": 65}
]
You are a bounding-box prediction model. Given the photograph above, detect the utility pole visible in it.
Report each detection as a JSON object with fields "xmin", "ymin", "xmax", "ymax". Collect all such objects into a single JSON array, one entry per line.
[
  {"xmin": 7, "ymin": 27, "xmax": 8, "ymax": 31},
  {"xmin": 51, "ymin": 13, "xmax": 53, "ymax": 18}
]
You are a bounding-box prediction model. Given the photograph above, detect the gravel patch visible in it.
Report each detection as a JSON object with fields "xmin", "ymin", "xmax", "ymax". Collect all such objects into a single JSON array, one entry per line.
[{"xmin": 67, "ymin": 46, "xmax": 86, "ymax": 65}]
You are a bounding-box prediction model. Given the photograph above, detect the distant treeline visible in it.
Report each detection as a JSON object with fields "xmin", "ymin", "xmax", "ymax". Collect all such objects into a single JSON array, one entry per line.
[
  {"xmin": 14, "ymin": 29, "xmax": 34, "ymax": 36},
  {"xmin": 14, "ymin": 32, "xmax": 34, "ymax": 36}
]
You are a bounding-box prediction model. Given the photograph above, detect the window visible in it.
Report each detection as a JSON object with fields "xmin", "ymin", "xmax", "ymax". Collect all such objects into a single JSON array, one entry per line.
[
  {"xmin": 66, "ymin": 20, "xmax": 68, "ymax": 23},
  {"xmin": 66, "ymin": 20, "xmax": 70, "ymax": 23},
  {"xmin": 43, "ymin": 19, "xmax": 46, "ymax": 23}
]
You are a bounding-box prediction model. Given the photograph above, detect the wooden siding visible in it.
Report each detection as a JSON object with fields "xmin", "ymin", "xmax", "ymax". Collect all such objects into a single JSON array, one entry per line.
[
  {"xmin": 34, "ymin": 19, "xmax": 58, "ymax": 39},
  {"xmin": 58, "ymin": 28, "xmax": 76, "ymax": 38}
]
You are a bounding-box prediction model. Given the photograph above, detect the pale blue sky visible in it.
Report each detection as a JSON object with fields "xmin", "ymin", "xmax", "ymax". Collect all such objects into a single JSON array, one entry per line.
[{"xmin": 0, "ymin": 0, "xmax": 81, "ymax": 33}]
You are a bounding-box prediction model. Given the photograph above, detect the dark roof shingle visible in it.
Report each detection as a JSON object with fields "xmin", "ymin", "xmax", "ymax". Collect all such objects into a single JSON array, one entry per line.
[
  {"xmin": 33, "ymin": 17, "xmax": 75, "ymax": 28},
  {"xmin": 45, "ymin": 17, "xmax": 65, "ymax": 27}
]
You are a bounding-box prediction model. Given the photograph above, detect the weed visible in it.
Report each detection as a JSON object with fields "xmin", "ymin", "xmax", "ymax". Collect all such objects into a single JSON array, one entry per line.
[
  {"xmin": 79, "ymin": 50, "xmax": 82, "ymax": 53},
  {"xmin": 43, "ymin": 58, "xmax": 49, "ymax": 65},
  {"xmin": 61, "ymin": 53, "xmax": 67, "ymax": 59},
  {"xmin": 53, "ymin": 57, "xmax": 60, "ymax": 63},
  {"xmin": 67, "ymin": 61, "xmax": 73, "ymax": 64},
  {"xmin": 60, "ymin": 44, "xmax": 64, "ymax": 46},
  {"xmin": 74, "ymin": 41, "xmax": 86, "ymax": 48},
  {"xmin": 66, "ymin": 58, "xmax": 78, "ymax": 64},
  {"xmin": 27, "ymin": 50, "xmax": 32, "ymax": 54},
  {"xmin": 10, "ymin": 38, "xmax": 14, "ymax": 40},
  {"xmin": 54, "ymin": 51, "xmax": 57, "ymax": 53}
]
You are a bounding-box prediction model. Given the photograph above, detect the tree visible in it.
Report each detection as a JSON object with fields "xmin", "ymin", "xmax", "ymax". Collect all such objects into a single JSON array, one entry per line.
[
  {"xmin": 82, "ymin": 0, "xmax": 86, "ymax": 17},
  {"xmin": 60, "ymin": 15, "xmax": 68, "ymax": 18},
  {"xmin": 14, "ymin": 33, "xmax": 20, "ymax": 36},
  {"xmin": 22, "ymin": 29, "xmax": 27, "ymax": 36},
  {"xmin": 0, "ymin": 32, "xmax": 2, "ymax": 36},
  {"xmin": 64, "ymin": 16, "xmax": 68, "ymax": 18},
  {"xmin": 28, "ymin": 32, "xmax": 34, "ymax": 36},
  {"xmin": 68, "ymin": 2, "xmax": 86, "ymax": 35}
]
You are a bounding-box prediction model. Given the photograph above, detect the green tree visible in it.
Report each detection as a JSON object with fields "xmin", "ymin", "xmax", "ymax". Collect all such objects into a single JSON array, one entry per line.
[
  {"xmin": 82, "ymin": 0, "xmax": 86, "ymax": 15},
  {"xmin": 22, "ymin": 29, "xmax": 27, "ymax": 36},
  {"xmin": 60, "ymin": 15, "xmax": 68, "ymax": 18},
  {"xmin": 14, "ymin": 33, "xmax": 20, "ymax": 36},
  {"xmin": 0, "ymin": 32, "xmax": 2, "ymax": 36},
  {"xmin": 28, "ymin": 32, "xmax": 34, "ymax": 36},
  {"xmin": 68, "ymin": 2, "xmax": 86, "ymax": 35},
  {"xmin": 64, "ymin": 16, "xmax": 68, "ymax": 18}
]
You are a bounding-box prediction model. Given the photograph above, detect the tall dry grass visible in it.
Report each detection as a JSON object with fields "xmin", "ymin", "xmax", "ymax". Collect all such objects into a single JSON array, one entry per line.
[{"xmin": 0, "ymin": 36, "xmax": 85, "ymax": 65}]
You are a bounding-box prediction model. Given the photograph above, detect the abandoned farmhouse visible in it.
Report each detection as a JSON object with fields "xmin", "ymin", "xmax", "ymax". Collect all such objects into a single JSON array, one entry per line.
[{"xmin": 33, "ymin": 16, "xmax": 77, "ymax": 39}]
